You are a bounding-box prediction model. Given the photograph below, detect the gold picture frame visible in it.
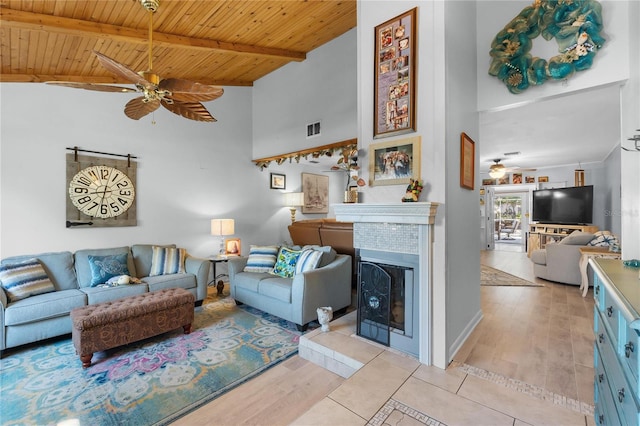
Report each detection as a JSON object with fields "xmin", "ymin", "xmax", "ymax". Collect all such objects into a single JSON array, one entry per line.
[
  {"xmin": 224, "ymin": 238, "xmax": 241, "ymax": 256},
  {"xmin": 460, "ymin": 132, "xmax": 475, "ymax": 190},
  {"xmin": 374, "ymin": 8, "xmax": 417, "ymax": 138},
  {"xmin": 369, "ymin": 136, "xmax": 421, "ymax": 186}
]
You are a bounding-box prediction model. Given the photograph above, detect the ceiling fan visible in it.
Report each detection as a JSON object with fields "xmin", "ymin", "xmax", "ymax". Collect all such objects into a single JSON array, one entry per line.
[
  {"xmin": 488, "ymin": 159, "xmax": 536, "ymax": 178},
  {"xmin": 46, "ymin": 0, "xmax": 223, "ymax": 122}
]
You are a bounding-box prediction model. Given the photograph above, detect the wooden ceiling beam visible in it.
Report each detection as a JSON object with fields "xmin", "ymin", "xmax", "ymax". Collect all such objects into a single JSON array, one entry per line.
[
  {"xmin": 0, "ymin": 73, "xmax": 254, "ymax": 86},
  {"xmin": 0, "ymin": 7, "xmax": 306, "ymax": 61}
]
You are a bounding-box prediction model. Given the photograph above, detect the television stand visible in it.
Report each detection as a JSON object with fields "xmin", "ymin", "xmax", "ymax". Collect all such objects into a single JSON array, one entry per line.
[{"xmin": 527, "ymin": 223, "xmax": 599, "ymax": 257}]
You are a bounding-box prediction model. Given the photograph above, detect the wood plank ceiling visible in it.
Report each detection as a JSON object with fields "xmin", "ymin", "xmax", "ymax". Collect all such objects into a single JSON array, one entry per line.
[{"xmin": 0, "ymin": 0, "xmax": 357, "ymax": 87}]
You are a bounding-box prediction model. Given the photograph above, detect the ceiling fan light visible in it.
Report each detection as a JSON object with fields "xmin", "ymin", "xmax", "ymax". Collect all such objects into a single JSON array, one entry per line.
[{"xmin": 489, "ymin": 164, "xmax": 506, "ymax": 179}]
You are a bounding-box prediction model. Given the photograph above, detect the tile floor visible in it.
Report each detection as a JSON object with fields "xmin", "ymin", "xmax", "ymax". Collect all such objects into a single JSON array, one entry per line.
[{"xmin": 174, "ymin": 250, "xmax": 596, "ymax": 425}]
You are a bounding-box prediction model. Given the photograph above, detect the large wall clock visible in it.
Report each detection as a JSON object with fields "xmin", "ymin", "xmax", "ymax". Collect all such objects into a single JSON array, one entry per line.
[{"xmin": 66, "ymin": 153, "xmax": 137, "ymax": 228}]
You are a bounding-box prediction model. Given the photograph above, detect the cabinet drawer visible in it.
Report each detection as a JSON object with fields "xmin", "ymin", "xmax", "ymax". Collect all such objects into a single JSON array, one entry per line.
[
  {"xmin": 620, "ymin": 318, "xmax": 640, "ymax": 398},
  {"xmin": 595, "ymin": 346, "xmax": 621, "ymax": 425},
  {"xmin": 594, "ymin": 274, "xmax": 605, "ymax": 310},
  {"xmin": 603, "ymin": 287, "xmax": 621, "ymax": 345}
]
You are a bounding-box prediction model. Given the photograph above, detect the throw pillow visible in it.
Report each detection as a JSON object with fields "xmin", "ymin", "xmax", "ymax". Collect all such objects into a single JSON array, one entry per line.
[
  {"xmin": 588, "ymin": 231, "xmax": 620, "ymax": 248},
  {"xmin": 559, "ymin": 231, "xmax": 595, "ymax": 246},
  {"xmin": 87, "ymin": 253, "xmax": 130, "ymax": 287},
  {"xmin": 302, "ymin": 245, "xmax": 337, "ymax": 267},
  {"xmin": 295, "ymin": 249, "xmax": 323, "ymax": 275},
  {"xmin": 0, "ymin": 258, "xmax": 56, "ymax": 302},
  {"xmin": 244, "ymin": 245, "xmax": 279, "ymax": 273},
  {"xmin": 149, "ymin": 246, "xmax": 187, "ymax": 276},
  {"xmin": 271, "ymin": 247, "xmax": 303, "ymax": 278}
]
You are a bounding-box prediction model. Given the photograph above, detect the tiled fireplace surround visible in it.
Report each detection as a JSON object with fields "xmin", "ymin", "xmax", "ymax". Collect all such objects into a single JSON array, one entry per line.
[{"xmin": 299, "ymin": 203, "xmax": 439, "ymax": 377}]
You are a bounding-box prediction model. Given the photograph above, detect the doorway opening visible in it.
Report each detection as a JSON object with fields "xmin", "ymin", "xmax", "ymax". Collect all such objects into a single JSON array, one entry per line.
[{"xmin": 493, "ymin": 192, "xmax": 529, "ymax": 253}]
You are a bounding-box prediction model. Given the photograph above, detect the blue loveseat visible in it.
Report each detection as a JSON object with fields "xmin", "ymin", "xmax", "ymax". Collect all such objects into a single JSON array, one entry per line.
[{"xmin": 0, "ymin": 244, "xmax": 210, "ymax": 352}]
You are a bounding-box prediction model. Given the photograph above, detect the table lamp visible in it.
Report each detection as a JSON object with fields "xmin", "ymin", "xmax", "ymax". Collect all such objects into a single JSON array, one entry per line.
[
  {"xmin": 283, "ymin": 192, "xmax": 304, "ymax": 224},
  {"xmin": 211, "ymin": 218, "xmax": 235, "ymax": 255}
]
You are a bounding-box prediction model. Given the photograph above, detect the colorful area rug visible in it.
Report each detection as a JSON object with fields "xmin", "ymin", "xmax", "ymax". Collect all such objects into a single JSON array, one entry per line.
[
  {"xmin": 481, "ymin": 265, "xmax": 543, "ymax": 287},
  {"xmin": 0, "ymin": 297, "xmax": 300, "ymax": 425}
]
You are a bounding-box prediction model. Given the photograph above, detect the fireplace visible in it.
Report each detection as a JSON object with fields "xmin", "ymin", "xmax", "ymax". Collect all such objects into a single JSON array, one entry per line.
[
  {"xmin": 334, "ymin": 202, "xmax": 438, "ymax": 364},
  {"xmin": 357, "ymin": 249, "xmax": 419, "ymax": 356}
]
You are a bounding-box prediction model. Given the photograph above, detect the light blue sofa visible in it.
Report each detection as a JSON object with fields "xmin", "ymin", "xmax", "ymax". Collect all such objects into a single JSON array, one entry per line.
[
  {"xmin": 0, "ymin": 244, "xmax": 210, "ymax": 352},
  {"xmin": 228, "ymin": 252, "xmax": 352, "ymax": 331}
]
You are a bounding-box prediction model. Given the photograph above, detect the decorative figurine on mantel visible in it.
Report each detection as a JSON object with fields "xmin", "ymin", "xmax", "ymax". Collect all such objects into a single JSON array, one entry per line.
[{"xmin": 402, "ymin": 179, "xmax": 423, "ymax": 202}]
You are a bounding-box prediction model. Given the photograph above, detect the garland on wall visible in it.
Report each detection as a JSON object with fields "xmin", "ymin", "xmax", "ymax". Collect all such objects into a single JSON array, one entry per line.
[{"xmin": 489, "ymin": 0, "xmax": 606, "ymax": 94}]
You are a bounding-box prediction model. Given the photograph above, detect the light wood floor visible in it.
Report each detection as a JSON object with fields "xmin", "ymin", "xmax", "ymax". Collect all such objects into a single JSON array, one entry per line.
[{"xmin": 173, "ymin": 249, "xmax": 595, "ymax": 425}]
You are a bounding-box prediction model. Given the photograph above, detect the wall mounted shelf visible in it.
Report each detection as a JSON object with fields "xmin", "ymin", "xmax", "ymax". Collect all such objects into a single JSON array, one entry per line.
[{"xmin": 252, "ymin": 138, "xmax": 357, "ymax": 170}]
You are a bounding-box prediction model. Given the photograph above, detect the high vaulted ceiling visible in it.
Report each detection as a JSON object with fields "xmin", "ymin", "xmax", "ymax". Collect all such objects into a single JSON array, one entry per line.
[{"xmin": 0, "ymin": 0, "xmax": 357, "ymax": 87}]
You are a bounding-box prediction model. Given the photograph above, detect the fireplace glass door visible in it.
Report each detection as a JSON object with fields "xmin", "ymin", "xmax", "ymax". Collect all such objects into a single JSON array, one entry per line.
[{"xmin": 357, "ymin": 261, "xmax": 409, "ymax": 347}]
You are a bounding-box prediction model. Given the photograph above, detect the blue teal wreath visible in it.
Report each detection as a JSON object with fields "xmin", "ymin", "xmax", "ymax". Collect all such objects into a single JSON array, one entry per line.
[{"xmin": 489, "ymin": 0, "xmax": 606, "ymax": 94}]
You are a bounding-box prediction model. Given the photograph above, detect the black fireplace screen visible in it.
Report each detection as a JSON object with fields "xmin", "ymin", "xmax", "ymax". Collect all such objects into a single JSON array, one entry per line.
[{"xmin": 357, "ymin": 261, "xmax": 408, "ymax": 346}]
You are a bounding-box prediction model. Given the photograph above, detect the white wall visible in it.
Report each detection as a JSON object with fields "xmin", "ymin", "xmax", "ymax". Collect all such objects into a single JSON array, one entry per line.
[
  {"xmin": 620, "ymin": 0, "xmax": 640, "ymax": 259},
  {"xmin": 252, "ymin": 28, "xmax": 358, "ymax": 214},
  {"xmin": 252, "ymin": 29, "xmax": 357, "ymax": 159},
  {"xmin": 476, "ymin": 0, "xmax": 630, "ymax": 111},
  {"xmin": 0, "ymin": 84, "xmax": 284, "ymax": 259},
  {"xmin": 357, "ymin": 1, "xmax": 480, "ymax": 368}
]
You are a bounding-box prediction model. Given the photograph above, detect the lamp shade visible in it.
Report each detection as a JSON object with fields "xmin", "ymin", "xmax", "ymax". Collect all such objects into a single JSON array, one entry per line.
[
  {"xmin": 211, "ymin": 218, "xmax": 235, "ymax": 236},
  {"xmin": 283, "ymin": 192, "xmax": 304, "ymax": 207}
]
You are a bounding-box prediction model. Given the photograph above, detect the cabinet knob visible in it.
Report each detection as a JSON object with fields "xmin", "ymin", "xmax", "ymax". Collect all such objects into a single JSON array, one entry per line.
[
  {"xmin": 599, "ymin": 414, "xmax": 604, "ymax": 424},
  {"xmin": 607, "ymin": 306, "xmax": 613, "ymax": 317},
  {"xmin": 599, "ymin": 333, "xmax": 605, "ymax": 344},
  {"xmin": 618, "ymin": 388, "xmax": 625, "ymax": 403},
  {"xmin": 626, "ymin": 342, "xmax": 635, "ymax": 358},
  {"xmin": 598, "ymin": 373, "xmax": 604, "ymax": 383},
  {"xmin": 595, "ymin": 285, "xmax": 599, "ymax": 295}
]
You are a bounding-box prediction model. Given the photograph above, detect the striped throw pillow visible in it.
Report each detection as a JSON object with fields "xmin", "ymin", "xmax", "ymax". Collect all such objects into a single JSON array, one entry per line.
[
  {"xmin": 244, "ymin": 245, "xmax": 279, "ymax": 273},
  {"xmin": 149, "ymin": 246, "xmax": 186, "ymax": 276},
  {"xmin": 295, "ymin": 249, "xmax": 323, "ymax": 275},
  {"xmin": 0, "ymin": 258, "xmax": 55, "ymax": 302}
]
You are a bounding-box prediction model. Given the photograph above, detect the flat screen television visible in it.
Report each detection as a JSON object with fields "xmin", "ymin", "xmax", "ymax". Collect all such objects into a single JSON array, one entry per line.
[{"xmin": 532, "ymin": 185, "xmax": 594, "ymax": 225}]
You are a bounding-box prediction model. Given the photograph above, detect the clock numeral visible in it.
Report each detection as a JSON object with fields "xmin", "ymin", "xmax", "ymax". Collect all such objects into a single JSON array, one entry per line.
[
  {"xmin": 100, "ymin": 168, "xmax": 110, "ymax": 180},
  {"xmin": 87, "ymin": 202, "xmax": 99, "ymax": 212},
  {"xmin": 73, "ymin": 187, "xmax": 88, "ymax": 194},
  {"xmin": 76, "ymin": 195, "xmax": 92, "ymax": 205},
  {"xmin": 87, "ymin": 169, "xmax": 100, "ymax": 182},
  {"xmin": 117, "ymin": 197, "xmax": 130, "ymax": 206},
  {"xmin": 75, "ymin": 176, "xmax": 92, "ymax": 187},
  {"xmin": 110, "ymin": 202, "xmax": 121, "ymax": 213},
  {"xmin": 117, "ymin": 181, "xmax": 129, "ymax": 189},
  {"xmin": 119, "ymin": 190, "xmax": 132, "ymax": 196},
  {"xmin": 110, "ymin": 172, "xmax": 120, "ymax": 183},
  {"xmin": 100, "ymin": 204, "xmax": 109, "ymax": 215}
]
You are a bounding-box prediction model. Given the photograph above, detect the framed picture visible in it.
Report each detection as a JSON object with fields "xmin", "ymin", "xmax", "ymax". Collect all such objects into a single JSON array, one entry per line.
[
  {"xmin": 498, "ymin": 175, "xmax": 509, "ymax": 185},
  {"xmin": 525, "ymin": 176, "xmax": 535, "ymax": 183},
  {"xmin": 460, "ymin": 132, "xmax": 475, "ymax": 190},
  {"xmin": 369, "ymin": 136, "xmax": 420, "ymax": 186},
  {"xmin": 301, "ymin": 173, "xmax": 329, "ymax": 213},
  {"xmin": 538, "ymin": 176, "xmax": 549, "ymax": 183},
  {"xmin": 374, "ymin": 8, "xmax": 417, "ymax": 138},
  {"xmin": 512, "ymin": 173, "xmax": 522, "ymax": 184},
  {"xmin": 482, "ymin": 178, "xmax": 496, "ymax": 186},
  {"xmin": 270, "ymin": 173, "xmax": 286, "ymax": 189},
  {"xmin": 224, "ymin": 238, "xmax": 241, "ymax": 256}
]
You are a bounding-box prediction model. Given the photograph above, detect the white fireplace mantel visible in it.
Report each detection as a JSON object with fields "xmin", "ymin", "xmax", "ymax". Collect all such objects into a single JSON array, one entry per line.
[{"xmin": 333, "ymin": 202, "xmax": 439, "ymax": 225}]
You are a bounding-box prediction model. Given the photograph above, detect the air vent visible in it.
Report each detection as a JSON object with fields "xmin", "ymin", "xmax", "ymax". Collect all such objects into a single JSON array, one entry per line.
[
  {"xmin": 307, "ymin": 121, "xmax": 321, "ymax": 138},
  {"xmin": 504, "ymin": 151, "xmax": 521, "ymax": 156}
]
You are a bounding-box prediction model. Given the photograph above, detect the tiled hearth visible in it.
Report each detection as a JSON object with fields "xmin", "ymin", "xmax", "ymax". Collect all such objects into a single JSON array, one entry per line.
[{"xmin": 299, "ymin": 311, "xmax": 413, "ymax": 378}]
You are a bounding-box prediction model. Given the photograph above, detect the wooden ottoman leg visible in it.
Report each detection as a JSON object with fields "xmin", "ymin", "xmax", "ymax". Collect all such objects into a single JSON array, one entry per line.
[
  {"xmin": 183, "ymin": 324, "xmax": 192, "ymax": 334},
  {"xmin": 80, "ymin": 353, "xmax": 93, "ymax": 368}
]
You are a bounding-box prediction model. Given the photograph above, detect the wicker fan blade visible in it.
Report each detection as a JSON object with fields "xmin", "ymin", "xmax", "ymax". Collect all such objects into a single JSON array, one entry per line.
[
  {"xmin": 159, "ymin": 78, "xmax": 224, "ymax": 102},
  {"xmin": 161, "ymin": 100, "xmax": 216, "ymax": 122},
  {"xmin": 94, "ymin": 51, "xmax": 154, "ymax": 89},
  {"xmin": 124, "ymin": 97, "xmax": 160, "ymax": 120},
  {"xmin": 46, "ymin": 82, "xmax": 137, "ymax": 93}
]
